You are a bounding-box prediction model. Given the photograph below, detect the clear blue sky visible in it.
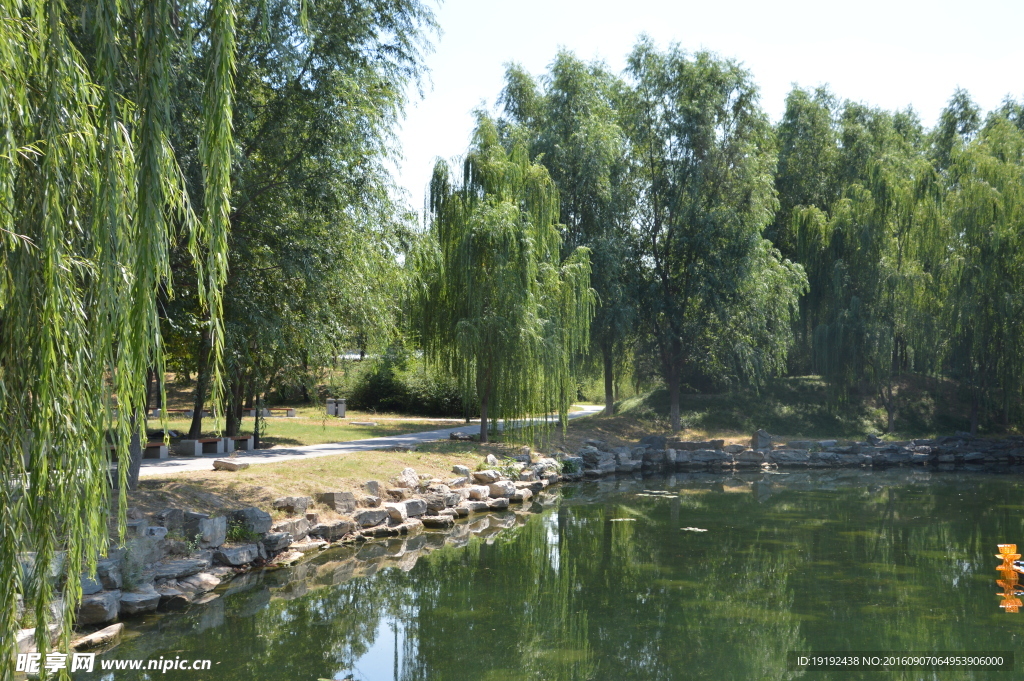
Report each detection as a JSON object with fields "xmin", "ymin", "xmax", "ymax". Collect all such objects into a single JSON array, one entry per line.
[{"xmin": 393, "ymin": 0, "xmax": 1024, "ymax": 214}]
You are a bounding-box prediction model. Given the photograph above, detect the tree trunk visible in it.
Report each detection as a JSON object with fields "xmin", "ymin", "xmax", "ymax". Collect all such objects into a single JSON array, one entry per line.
[
  {"xmin": 603, "ymin": 343, "xmax": 615, "ymax": 416},
  {"xmin": 668, "ymin": 367, "xmax": 681, "ymax": 432},
  {"xmin": 188, "ymin": 331, "xmax": 212, "ymax": 439},
  {"xmin": 126, "ymin": 410, "xmax": 144, "ymax": 491},
  {"xmin": 225, "ymin": 370, "xmax": 245, "ymax": 436},
  {"xmin": 970, "ymin": 390, "xmax": 979, "ymax": 436},
  {"xmin": 479, "ymin": 390, "xmax": 489, "ymax": 443}
]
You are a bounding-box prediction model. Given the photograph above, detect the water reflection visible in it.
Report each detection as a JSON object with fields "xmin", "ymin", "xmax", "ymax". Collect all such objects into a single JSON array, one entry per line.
[{"xmin": 80, "ymin": 470, "xmax": 1024, "ymax": 681}]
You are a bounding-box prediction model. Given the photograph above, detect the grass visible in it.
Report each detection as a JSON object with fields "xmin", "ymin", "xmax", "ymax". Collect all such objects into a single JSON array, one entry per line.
[
  {"xmin": 147, "ymin": 408, "xmax": 465, "ymax": 447},
  {"xmin": 613, "ymin": 374, "xmax": 990, "ymax": 440}
]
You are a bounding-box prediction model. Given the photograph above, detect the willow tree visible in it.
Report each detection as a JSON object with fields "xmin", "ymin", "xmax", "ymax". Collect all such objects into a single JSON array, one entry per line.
[
  {"xmin": 943, "ymin": 115, "xmax": 1024, "ymax": 432},
  {"xmin": 413, "ymin": 115, "xmax": 594, "ymax": 442},
  {"xmin": 621, "ymin": 39, "xmax": 806, "ymax": 431},
  {"xmin": 0, "ymin": 0, "xmax": 235, "ymax": 671},
  {"xmin": 500, "ymin": 52, "xmax": 636, "ymax": 416}
]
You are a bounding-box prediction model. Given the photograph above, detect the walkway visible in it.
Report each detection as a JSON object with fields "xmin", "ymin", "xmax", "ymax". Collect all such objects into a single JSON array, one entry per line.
[{"xmin": 138, "ymin": 404, "xmax": 603, "ymax": 477}]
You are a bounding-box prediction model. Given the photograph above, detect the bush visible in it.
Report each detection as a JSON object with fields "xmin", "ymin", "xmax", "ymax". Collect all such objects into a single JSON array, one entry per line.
[{"xmin": 345, "ymin": 351, "xmax": 470, "ymax": 417}]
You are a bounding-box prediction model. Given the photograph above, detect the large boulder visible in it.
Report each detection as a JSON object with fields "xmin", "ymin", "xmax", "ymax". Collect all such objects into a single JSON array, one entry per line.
[
  {"xmin": 228, "ymin": 507, "xmax": 273, "ymax": 535},
  {"xmin": 473, "ymin": 470, "xmax": 501, "ymax": 484},
  {"xmin": 314, "ymin": 492, "xmax": 356, "ymax": 514},
  {"xmin": 488, "ymin": 481, "xmax": 516, "ymax": 498},
  {"xmin": 466, "ymin": 485, "xmax": 490, "ymax": 500},
  {"xmin": 271, "ymin": 517, "xmax": 310, "ymax": 541},
  {"xmin": 119, "ymin": 586, "xmax": 161, "ymax": 616},
  {"xmin": 385, "ymin": 503, "xmax": 408, "ymax": 522},
  {"xmin": 151, "ymin": 558, "xmax": 211, "ymax": 581},
  {"xmin": 404, "ymin": 499, "xmax": 428, "ymax": 517},
  {"xmin": 182, "ymin": 514, "xmax": 227, "ymax": 549},
  {"xmin": 76, "ymin": 590, "xmax": 121, "ymax": 625},
  {"xmin": 152, "ymin": 508, "xmax": 185, "ymax": 533},
  {"xmin": 394, "ymin": 468, "xmax": 421, "ymax": 489},
  {"xmin": 261, "ymin": 532, "xmax": 294, "ymax": 553},
  {"xmin": 751, "ymin": 429, "xmax": 772, "ymax": 450},
  {"xmin": 639, "ymin": 435, "xmax": 667, "ymax": 448},
  {"xmin": 213, "ymin": 544, "xmax": 260, "ymax": 567},
  {"xmin": 310, "ymin": 520, "xmax": 355, "ymax": 541},
  {"xmin": 452, "ymin": 464, "xmax": 471, "ymax": 477},
  {"xmin": 272, "ymin": 496, "xmax": 311, "ymax": 515},
  {"xmin": 178, "ymin": 572, "xmax": 221, "ymax": 594},
  {"xmin": 353, "ymin": 508, "xmax": 389, "ymax": 528}
]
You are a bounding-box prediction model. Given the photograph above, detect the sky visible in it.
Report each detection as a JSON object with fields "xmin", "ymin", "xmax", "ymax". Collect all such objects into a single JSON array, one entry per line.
[{"xmin": 393, "ymin": 0, "xmax": 1024, "ymax": 214}]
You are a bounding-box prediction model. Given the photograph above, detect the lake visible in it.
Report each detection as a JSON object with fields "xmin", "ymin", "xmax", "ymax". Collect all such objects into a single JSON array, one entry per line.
[{"xmin": 81, "ymin": 469, "xmax": 1024, "ymax": 680}]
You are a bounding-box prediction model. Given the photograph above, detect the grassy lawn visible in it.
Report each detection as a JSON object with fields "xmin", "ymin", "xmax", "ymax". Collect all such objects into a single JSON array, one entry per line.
[
  {"xmin": 147, "ymin": 408, "xmax": 466, "ymax": 447},
  {"xmin": 129, "ymin": 444, "xmax": 489, "ymax": 518}
]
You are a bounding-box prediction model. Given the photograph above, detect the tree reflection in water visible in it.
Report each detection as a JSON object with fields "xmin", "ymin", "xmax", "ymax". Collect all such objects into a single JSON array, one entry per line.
[{"xmin": 81, "ymin": 470, "xmax": 1024, "ymax": 681}]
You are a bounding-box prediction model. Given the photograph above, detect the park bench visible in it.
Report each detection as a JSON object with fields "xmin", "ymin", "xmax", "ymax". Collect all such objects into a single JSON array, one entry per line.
[
  {"xmin": 224, "ymin": 435, "xmax": 254, "ymax": 453},
  {"xmin": 248, "ymin": 407, "xmax": 296, "ymax": 417},
  {"xmin": 175, "ymin": 437, "xmax": 224, "ymax": 456},
  {"xmin": 106, "ymin": 442, "xmax": 168, "ymax": 459},
  {"xmin": 151, "ymin": 408, "xmax": 210, "ymax": 419}
]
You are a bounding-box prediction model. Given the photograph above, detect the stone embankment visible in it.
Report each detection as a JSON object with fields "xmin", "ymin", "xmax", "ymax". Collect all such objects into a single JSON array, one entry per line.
[
  {"xmin": 16, "ymin": 454, "xmax": 565, "ymax": 652},
  {"xmin": 571, "ymin": 429, "xmax": 1024, "ymax": 476}
]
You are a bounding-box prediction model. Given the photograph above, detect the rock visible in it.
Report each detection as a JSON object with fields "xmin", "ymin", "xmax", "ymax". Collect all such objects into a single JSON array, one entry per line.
[
  {"xmin": 270, "ymin": 551, "xmax": 304, "ymax": 567},
  {"xmin": 395, "ymin": 468, "xmax": 421, "ymax": 489},
  {"xmin": 751, "ymin": 429, "xmax": 772, "ymax": 450},
  {"xmin": 290, "ymin": 538, "xmax": 329, "ymax": 552},
  {"xmin": 213, "ymin": 459, "xmax": 249, "ymax": 471},
  {"xmin": 473, "ymin": 469, "xmax": 501, "ymax": 483},
  {"xmin": 213, "ymin": 545, "xmax": 260, "ymax": 566},
  {"xmin": 81, "ymin": 573, "xmax": 103, "ymax": 595},
  {"xmin": 787, "ymin": 440, "xmax": 818, "ymax": 450},
  {"xmin": 509, "ymin": 488, "xmax": 533, "ymax": 503},
  {"xmin": 310, "ymin": 520, "xmax": 355, "ymax": 541},
  {"xmin": 420, "ymin": 516, "xmax": 455, "ymax": 529},
  {"xmin": 448, "ymin": 476, "xmax": 469, "ymax": 488},
  {"xmin": 818, "ymin": 440, "xmax": 838, "ymax": 448},
  {"xmin": 519, "ymin": 469, "xmax": 537, "ymax": 481},
  {"xmin": 452, "ymin": 464, "xmax": 471, "ymax": 477},
  {"xmin": 118, "ymin": 586, "xmax": 161, "ymax": 615},
  {"xmin": 182, "ymin": 514, "xmax": 227, "ymax": 549},
  {"xmin": 484, "ymin": 454, "xmax": 499, "ymax": 466},
  {"xmin": 71, "ymin": 622, "xmax": 124, "ymax": 650},
  {"xmin": 272, "ymin": 496, "xmax": 311, "ymax": 515},
  {"xmin": 467, "ymin": 485, "xmax": 490, "ymax": 500},
  {"xmin": 315, "ymin": 491, "xmax": 357, "ymax": 514},
  {"xmin": 261, "ymin": 532, "xmax": 294, "ymax": 553},
  {"xmin": 178, "ymin": 572, "xmax": 221, "ymax": 593},
  {"xmin": 271, "ymin": 517, "xmax": 310, "ymax": 541},
  {"xmin": 639, "ymin": 435, "xmax": 667, "ymax": 448},
  {"xmin": 147, "ymin": 526, "xmax": 168, "ymax": 540},
  {"xmin": 364, "ymin": 480, "xmax": 382, "ymax": 496},
  {"xmin": 465, "ymin": 501, "xmax": 489, "ymax": 513},
  {"xmin": 156, "ymin": 586, "xmax": 192, "ymax": 611},
  {"xmin": 125, "ymin": 519, "xmax": 148, "ymax": 538},
  {"xmin": 723, "ymin": 444, "xmax": 747, "ymax": 454},
  {"xmin": 868, "ymin": 434, "xmax": 885, "ymax": 446},
  {"xmin": 353, "ymin": 508, "xmax": 389, "ymax": 528},
  {"xmin": 151, "ymin": 558, "xmax": 211, "ymax": 580},
  {"xmin": 437, "ymin": 508, "xmax": 458, "ymax": 517},
  {"xmin": 226, "ymin": 509, "xmax": 270, "ymax": 536},
  {"xmin": 359, "ymin": 495, "xmax": 381, "ymax": 508},
  {"xmin": 735, "ymin": 450, "xmax": 765, "ymax": 465},
  {"xmin": 152, "ymin": 508, "xmax": 184, "ymax": 533},
  {"xmin": 404, "ymin": 499, "xmax": 428, "ymax": 517},
  {"xmin": 449, "ymin": 431, "xmax": 474, "ymax": 441},
  {"xmin": 488, "ymin": 481, "xmax": 516, "ymax": 498},
  {"xmin": 305, "ymin": 511, "xmax": 320, "ymax": 524},
  {"xmin": 76, "ymin": 590, "xmax": 121, "ymax": 625},
  {"xmin": 487, "ymin": 498, "xmax": 510, "ymax": 510},
  {"xmin": 386, "ymin": 488, "xmax": 410, "ymax": 501},
  {"xmin": 385, "ymin": 503, "xmax": 408, "ymax": 522},
  {"xmin": 769, "ymin": 449, "xmax": 810, "ymax": 465}
]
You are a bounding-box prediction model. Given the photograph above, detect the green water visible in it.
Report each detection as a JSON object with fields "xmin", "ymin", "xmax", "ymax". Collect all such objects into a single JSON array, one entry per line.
[{"xmin": 83, "ymin": 470, "xmax": 1024, "ymax": 680}]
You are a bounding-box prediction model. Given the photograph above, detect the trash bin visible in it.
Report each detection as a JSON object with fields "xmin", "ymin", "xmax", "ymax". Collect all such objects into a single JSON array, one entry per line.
[
  {"xmin": 326, "ymin": 398, "xmax": 336, "ymax": 416},
  {"xmin": 336, "ymin": 398, "xmax": 346, "ymax": 418}
]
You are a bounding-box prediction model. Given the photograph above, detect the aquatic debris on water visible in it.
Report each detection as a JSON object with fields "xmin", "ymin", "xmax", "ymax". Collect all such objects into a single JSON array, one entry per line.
[
  {"xmin": 680, "ymin": 527, "xmax": 707, "ymax": 532},
  {"xmin": 610, "ymin": 518, "xmax": 636, "ymax": 522}
]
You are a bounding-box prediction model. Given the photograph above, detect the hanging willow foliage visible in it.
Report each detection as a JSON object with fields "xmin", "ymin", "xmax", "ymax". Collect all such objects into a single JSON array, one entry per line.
[
  {"xmin": 413, "ymin": 114, "xmax": 594, "ymax": 443},
  {"xmin": 0, "ymin": 0, "xmax": 235, "ymax": 672}
]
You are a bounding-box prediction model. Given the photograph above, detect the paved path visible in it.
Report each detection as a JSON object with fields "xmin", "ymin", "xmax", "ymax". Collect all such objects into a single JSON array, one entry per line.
[{"xmin": 139, "ymin": 404, "xmax": 603, "ymax": 477}]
